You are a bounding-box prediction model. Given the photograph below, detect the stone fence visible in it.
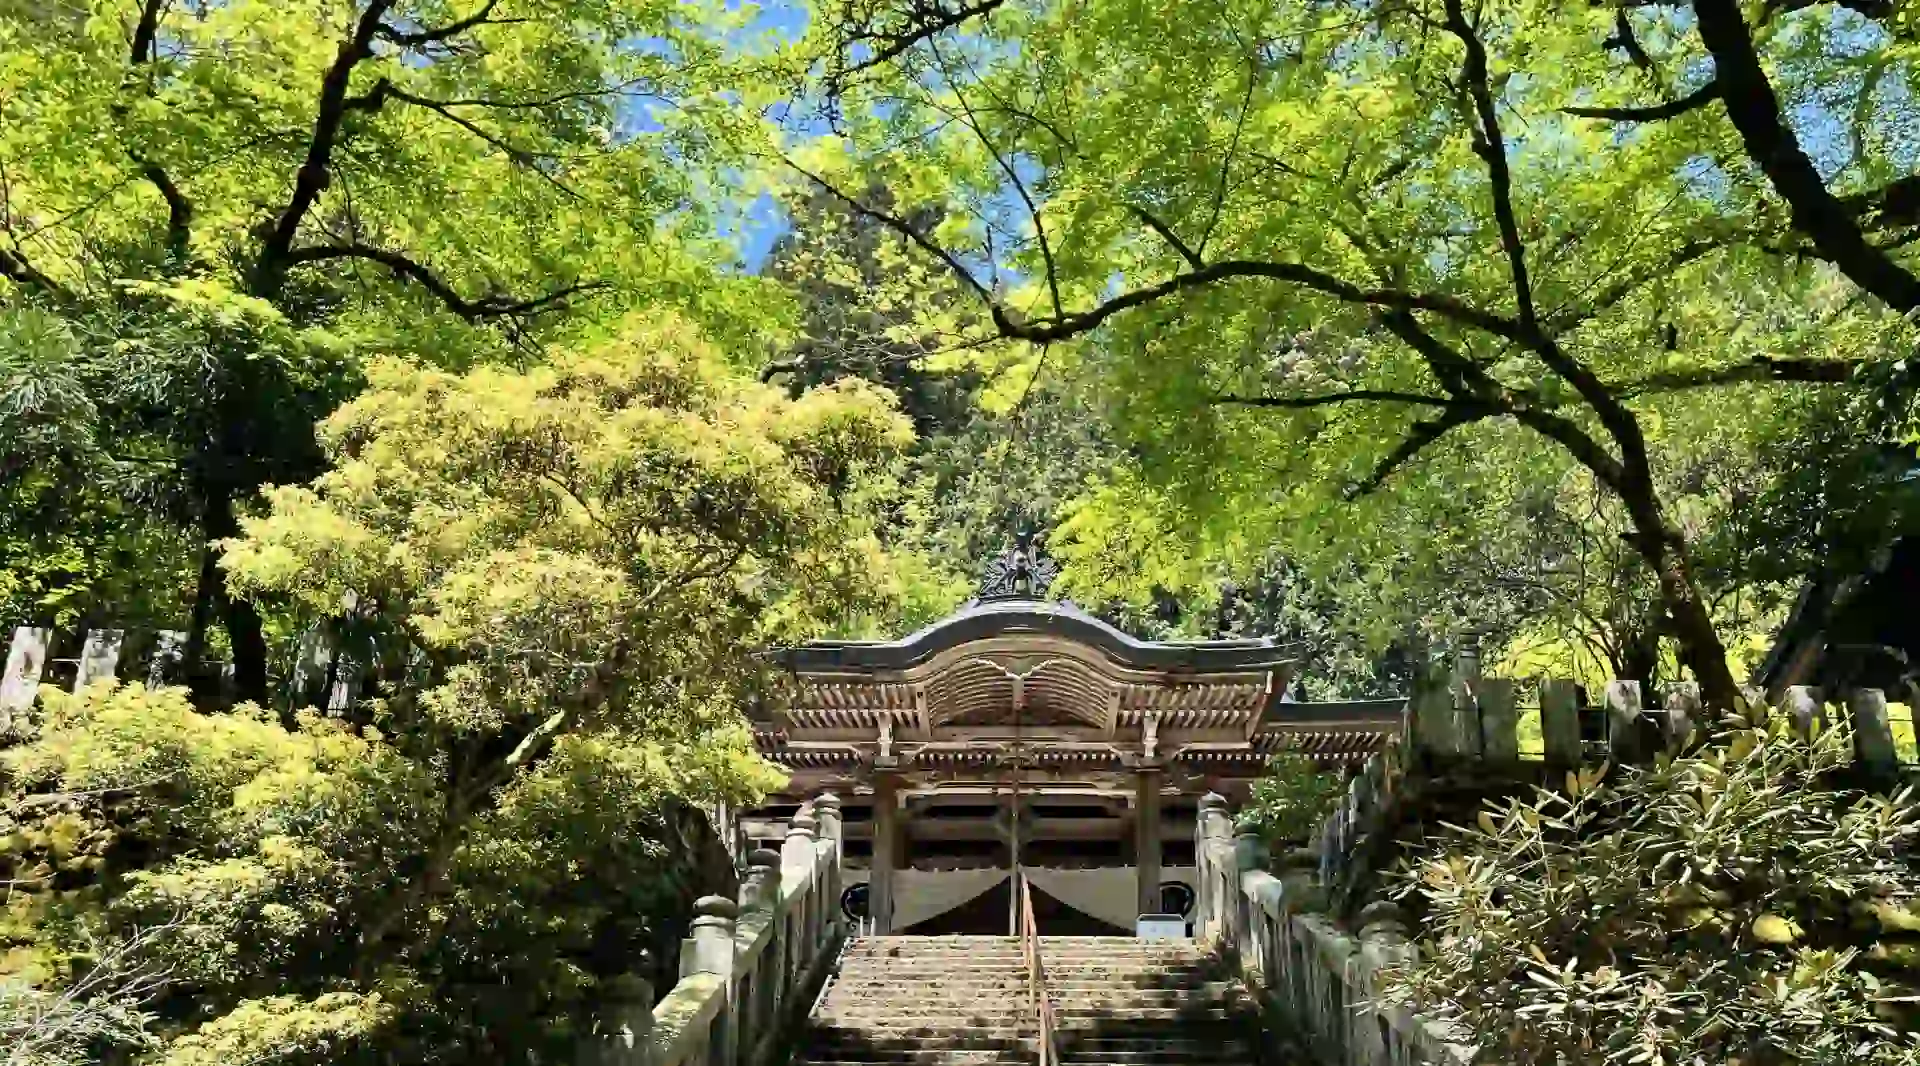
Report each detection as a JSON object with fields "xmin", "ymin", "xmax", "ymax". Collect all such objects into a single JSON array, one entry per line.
[
  {"xmin": 1194, "ymin": 655, "xmax": 1917, "ymax": 1066},
  {"xmin": 1195, "ymin": 792, "xmax": 1469, "ymax": 1066},
  {"xmin": 582, "ymin": 793, "xmax": 846, "ymax": 1066}
]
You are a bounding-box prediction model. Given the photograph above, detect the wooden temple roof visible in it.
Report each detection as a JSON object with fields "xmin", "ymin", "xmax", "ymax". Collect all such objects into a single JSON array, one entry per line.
[{"xmin": 759, "ymin": 592, "xmax": 1403, "ymax": 777}]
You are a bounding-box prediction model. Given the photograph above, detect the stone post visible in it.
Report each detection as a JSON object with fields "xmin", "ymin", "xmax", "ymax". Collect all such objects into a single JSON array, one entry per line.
[
  {"xmin": 782, "ymin": 809, "xmax": 819, "ymax": 953},
  {"xmin": 1851, "ymin": 688, "xmax": 1899, "ymax": 780},
  {"xmin": 0, "ymin": 627, "xmax": 51, "ymax": 731},
  {"xmin": 146, "ymin": 630, "xmax": 186, "ymax": 689},
  {"xmin": 1197, "ymin": 792, "xmax": 1232, "ymax": 940},
  {"xmin": 1604, "ymin": 680, "xmax": 1644, "ymax": 763},
  {"xmin": 869, "ymin": 774, "xmax": 899, "ymax": 935},
  {"xmin": 681, "ymin": 896, "xmax": 738, "ymax": 1066},
  {"xmin": 741, "ymin": 848, "xmax": 782, "ymax": 912},
  {"xmin": 1134, "ymin": 766, "xmax": 1164, "ymax": 919},
  {"xmin": 1784, "ymin": 685, "xmax": 1824, "ymax": 739},
  {"xmin": 813, "ymin": 792, "xmax": 843, "ymax": 850},
  {"xmin": 743, "ymin": 848, "xmax": 785, "ymax": 1035},
  {"xmin": 813, "ymin": 792, "xmax": 843, "ymax": 938},
  {"xmin": 1450, "ymin": 643, "xmax": 1484, "ymax": 758},
  {"xmin": 1475, "ymin": 678, "xmax": 1519, "ymax": 764},
  {"xmin": 1410, "ymin": 655, "xmax": 1458, "ymax": 760},
  {"xmin": 1234, "ymin": 821, "xmax": 1269, "ymax": 873},
  {"xmin": 1539, "ymin": 678, "xmax": 1582, "ymax": 770},
  {"xmin": 74, "ymin": 629, "xmax": 124, "ymax": 689},
  {"xmin": 1662, "ymin": 682, "xmax": 1701, "ymax": 750},
  {"xmin": 1355, "ymin": 901, "xmax": 1412, "ymax": 1066}
]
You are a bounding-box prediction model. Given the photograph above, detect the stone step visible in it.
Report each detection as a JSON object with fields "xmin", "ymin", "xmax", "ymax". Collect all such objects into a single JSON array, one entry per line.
[
  {"xmin": 817, "ymin": 999, "xmax": 1247, "ymax": 1019},
  {"xmin": 831, "ymin": 963, "xmax": 1218, "ymax": 975},
  {"xmin": 824, "ymin": 992, "xmax": 1237, "ymax": 1005},
  {"xmin": 844, "ymin": 952, "xmax": 1198, "ymax": 960}
]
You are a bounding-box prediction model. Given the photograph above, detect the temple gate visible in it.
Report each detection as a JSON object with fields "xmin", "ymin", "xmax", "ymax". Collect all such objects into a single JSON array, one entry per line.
[{"xmin": 745, "ymin": 544, "xmax": 1403, "ymax": 936}]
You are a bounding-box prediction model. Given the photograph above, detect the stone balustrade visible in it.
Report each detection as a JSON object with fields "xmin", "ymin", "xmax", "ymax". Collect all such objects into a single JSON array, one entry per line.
[
  {"xmin": 582, "ymin": 793, "xmax": 846, "ymax": 1066},
  {"xmin": 1195, "ymin": 793, "xmax": 1470, "ymax": 1066}
]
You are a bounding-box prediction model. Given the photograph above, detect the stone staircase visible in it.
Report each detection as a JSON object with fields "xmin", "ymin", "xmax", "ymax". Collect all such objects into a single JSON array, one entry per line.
[{"xmin": 793, "ymin": 935, "xmax": 1258, "ymax": 1066}]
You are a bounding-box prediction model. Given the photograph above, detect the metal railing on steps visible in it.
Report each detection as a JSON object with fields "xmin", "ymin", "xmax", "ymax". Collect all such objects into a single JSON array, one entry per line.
[{"xmin": 1015, "ymin": 870, "xmax": 1060, "ymax": 1066}]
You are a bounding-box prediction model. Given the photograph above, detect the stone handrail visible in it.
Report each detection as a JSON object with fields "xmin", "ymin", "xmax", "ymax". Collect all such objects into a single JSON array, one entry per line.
[
  {"xmin": 1195, "ymin": 793, "xmax": 1470, "ymax": 1066},
  {"xmin": 582, "ymin": 792, "xmax": 846, "ymax": 1066}
]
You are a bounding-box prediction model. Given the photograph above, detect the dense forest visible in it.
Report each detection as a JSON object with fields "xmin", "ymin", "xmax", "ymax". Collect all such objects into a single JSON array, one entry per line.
[{"xmin": 1, "ymin": 0, "xmax": 1919, "ymax": 1060}]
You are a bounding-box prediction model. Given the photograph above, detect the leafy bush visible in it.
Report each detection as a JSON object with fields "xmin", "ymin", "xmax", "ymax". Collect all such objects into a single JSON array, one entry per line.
[
  {"xmin": 0, "ymin": 313, "xmax": 917, "ymax": 1062},
  {"xmin": 1387, "ymin": 713, "xmax": 1920, "ymax": 1065},
  {"xmin": 1241, "ymin": 752, "xmax": 1344, "ymax": 847}
]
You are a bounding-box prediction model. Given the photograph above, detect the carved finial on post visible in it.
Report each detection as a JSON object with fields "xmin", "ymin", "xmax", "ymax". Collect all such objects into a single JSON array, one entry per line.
[
  {"xmin": 813, "ymin": 792, "xmax": 843, "ymax": 848},
  {"xmin": 1199, "ymin": 792, "xmax": 1232, "ymax": 842},
  {"xmin": 1233, "ymin": 815, "xmax": 1269, "ymax": 873},
  {"xmin": 1357, "ymin": 900, "xmax": 1409, "ymax": 944},
  {"xmin": 781, "ymin": 808, "xmax": 818, "ymax": 871},
  {"xmin": 1784, "ymin": 685, "xmax": 1824, "ymax": 739},
  {"xmin": 683, "ymin": 896, "xmax": 739, "ymax": 978},
  {"xmin": 741, "ymin": 848, "xmax": 783, "ymax": 910}
]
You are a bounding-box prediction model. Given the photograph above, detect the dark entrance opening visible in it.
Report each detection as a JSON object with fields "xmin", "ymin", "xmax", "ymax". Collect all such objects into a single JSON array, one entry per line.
[{"xmin": 897, "ymin": 877, "xmax": 1131, "ymax": 936}]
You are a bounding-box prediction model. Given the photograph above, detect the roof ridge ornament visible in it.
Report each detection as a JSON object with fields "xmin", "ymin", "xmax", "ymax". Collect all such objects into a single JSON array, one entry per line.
[{"xmin": 977, "ymin": 530, "xmax": 1060, "ymax": 602}]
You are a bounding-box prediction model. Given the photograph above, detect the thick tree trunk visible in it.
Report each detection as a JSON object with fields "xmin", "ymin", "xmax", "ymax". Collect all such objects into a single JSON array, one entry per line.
[
  {"xmin": 1615, "ymin": 623, "xmax": 1662, "ymax": 694},
  {"xmin": 1615, "ymin": 485, "xmax": 1741, "ymax": 710},
  {"xmin": 182, "ymin": 492, "xmax": 271, "ymax": 706}
]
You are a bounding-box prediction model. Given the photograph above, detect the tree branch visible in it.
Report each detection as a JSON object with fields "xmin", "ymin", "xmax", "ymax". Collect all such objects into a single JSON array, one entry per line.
[
  {"xmin": 126, "ymin": 0, "xmax": 193, "ymax": 268},
  {"xmin": 1198, "ymin": 56, "xmax": 1258, "ymax": 261},
  {"xmin": 1691, "ymin": 0, "xmax": 1920, "ymax": 311},
  {"xmin": 787, "ymin": 156, "xmax": 995, "ymax": 302},
  {"xmin": 1446, "ymin": 0, "xmax": 1539, "ymax": 335},
  {"xmin": 376, "ymin": 0, "xmax": 526, "ymax": 47},
  {"xmin": 1128, "ymin": 204, "xmax": 1205, "ymax": 269},
  {"xmin": 1348, "ymin": 406, "xmax": 1488, "ymax": 497},
  {"xmin": 283, "ymin": 243, "xmax": 607, "ymax": 321},
  {"xmin": 1606, "ymin": 6, "xmax": 1664, "ymax": 91},
  {"xmin": 931, "ymin": 42, "xmax": 1062, "ymax": 317},
  {"xmin": 828, "ymin": 0, "xmax": 1007, "ymax": 90},
  {"xmin": 1561, "ymin": 81, "xmax": 1721, "ymax": 122},
  {"xmin": 1618, "ymin": 354, "xmax": 1859, "ymax": 394},
  {"xmin": 1212, "ymin": 389, "xmax": 1461, "ymax": 409},
  {"xmin": 0, "ymin": 248, "xmax": 74, "ymax": 301},
  {"xmin": 364, "ymin": 80, "xmax": 582, "ymax": 199},
  {"xmin": 250, "ymin": 0, "xmax": 397, "ymax": 298}
]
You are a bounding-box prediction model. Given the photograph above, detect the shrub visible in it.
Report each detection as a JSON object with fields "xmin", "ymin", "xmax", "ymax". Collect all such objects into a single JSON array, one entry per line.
[{"xmin": 1387, "ymin": 711, "xmax": 1920, "ymax": 1065}]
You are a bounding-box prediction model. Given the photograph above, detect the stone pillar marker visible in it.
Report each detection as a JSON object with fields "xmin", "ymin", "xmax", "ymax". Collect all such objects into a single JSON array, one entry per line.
[
  {"xmin": 1784, "ymin": 685, "xmax": 1824, "ymax": 739},
  {"xmin": 1540, "ymin": 678, "xmax": 1582, "ymax": 769},
  {"xmin": 1851, "ymin": 688, "xmax": 1899, "ymax": 780},
  {"xmin": 74, "ymin": 629, "xmax": 125, "ymax": 689},
  {"xmin": 869, "ymin": 774, "xmax": 899, "ymax": 935},
  {"xmin": 1605, "ymin": 680, "xmax": 1644, "ymax": 762},
  {"xmin": 1134, "ymin": 765, "xmax": 1164, "ymax": 918},
  {"xmin": 0, "ymin": 627, "xmax": 51, "ymax": 724}
]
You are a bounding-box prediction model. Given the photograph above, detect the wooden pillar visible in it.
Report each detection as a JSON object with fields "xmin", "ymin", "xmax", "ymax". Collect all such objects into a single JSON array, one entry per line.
[
  {"xmin": 869, "ymin": 772, "xmax": 899, "ymax": 935},
  {"xmin": 1135, "ymin": 766, "xmax": 1164, "ymax": 919}
]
